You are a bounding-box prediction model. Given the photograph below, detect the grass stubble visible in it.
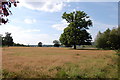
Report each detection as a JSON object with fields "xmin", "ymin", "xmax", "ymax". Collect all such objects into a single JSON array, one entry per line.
[{"xmin": 2, "ymin": 47, "xmax": 118, "ymax": 79}]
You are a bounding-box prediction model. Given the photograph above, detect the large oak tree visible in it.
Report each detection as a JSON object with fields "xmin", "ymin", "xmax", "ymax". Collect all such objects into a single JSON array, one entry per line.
[{"xmin": 60, "ymin": 11, "xmax": 92, "ymax": 49}]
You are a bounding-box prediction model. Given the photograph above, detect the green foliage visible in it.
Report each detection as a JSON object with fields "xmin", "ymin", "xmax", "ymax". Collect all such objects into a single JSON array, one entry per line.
[
  {"xmin": 53, "ymin": 40, "xmax": 60, "ymax": 47},
  {"xmin": 55, "ymin": 62, "xmax": 117, "ymax": 78},
  {"xmin": 95, "ymin": 29, "xmax": 111, "ymax": 49},
  {"xmin": 2, "ymin": 32, "xmax": 14, "ymax": 47},
  {"xmin": 1, "ymin": 32, "xmax": 25, "ymax": 47},
  {"xmin": 115, "ymin": 49, "xmax": 120, "ymax": 56},
  {"xmin": 109, "ymin": 27, "xmax": 120, "ymax": 50},
  {"xmin": 56, "ymin": 70, "xmax": 69, "ymax": 78},
  {"xmin": 38, "ymin": 42, "xmax": 42, "ymax": 47},
  {"xmin": 60, "ymin": 27, "xmax": 92, "ymax": 47},
  {"xmin": 0, "ymin": 34, "xmax": 2, "ymax": 46},
  {"xmin": 13, "ymin": 43, "xmax": 26, "ymax": 47},
  {"xmin": 2, "ymin": 69, "xmax": 21, "ymax": 79},
  {"xmin": 95, "ymin": 27, "xmax": 120, "ymax": 50},
  {"xmin": 0, "ymin": 0, "xmax": 19, "ymax": 25},
  {"xmin": 60, "ymin": 11, "xmax": 92, "ymax": 49}
]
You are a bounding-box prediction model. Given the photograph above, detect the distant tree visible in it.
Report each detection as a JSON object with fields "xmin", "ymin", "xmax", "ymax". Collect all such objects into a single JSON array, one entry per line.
[
  {"xmin": 53, "ymin": 40, "xmax": 60, "ymax": 47},
  {"xmin": 13, "ymin": 43, "xmax": 26, "ymax": 47},
  {"xmin": 109, "ymin": 27, "xmax": 120, "ymax": 50},
  {"xmin": 95, "ymin": 27, "xmax": 120, "ymax": 50},
  {"xmin": 95, "ymin": 28, "xmax": 111, "ymax": 49},
  {"xmin": 95, "ymin": 31, "xmax": 102, "ymax": 40},
  {"xmin": 60, "ymin": 11, "xmax": 92, "ymax": 49},
  {"xmin": 0, "ymin": 34, "xmax": 2, "ymax": 46},
  {"xmin": 2, "ymin": 32, "xmax": 14, "ymax": 47},
  {"xmin": 0, "ymin": 0, "xmax": 19, "ymax": 25},
  {"xmin": 38, "ymin": 42, "xmax": 42, "ymax": 47}
]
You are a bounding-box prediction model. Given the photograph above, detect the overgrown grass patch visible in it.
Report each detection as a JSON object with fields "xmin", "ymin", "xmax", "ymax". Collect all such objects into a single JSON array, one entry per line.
[
  {"xmin": 2, "ymin": 47, "xmax": 118, "ymax": 78},
  {"xmin": 2, "ymin": 69, "xmax": 21, "ymax": 78}
]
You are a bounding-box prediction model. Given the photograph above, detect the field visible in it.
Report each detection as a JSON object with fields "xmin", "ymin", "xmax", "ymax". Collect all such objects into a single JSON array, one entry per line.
[{"xmin": 2, "ymin": 47, "xmax": 118, "ymax": 78}]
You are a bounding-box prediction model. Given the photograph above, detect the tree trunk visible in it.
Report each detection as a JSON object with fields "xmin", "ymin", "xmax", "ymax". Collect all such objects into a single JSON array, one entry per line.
[
  {"xmin": 74, "ymin": 44, "xmax": 76, "ymax": 49},
  {"xmin": 74, "ymin": 28, "xmax": 77, "ymax": 49}
]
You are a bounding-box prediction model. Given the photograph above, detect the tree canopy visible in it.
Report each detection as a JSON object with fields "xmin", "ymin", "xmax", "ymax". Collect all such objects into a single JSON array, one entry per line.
[
  {"xmin": 0, "ymin": 0, "xmax": 19, "ymax": 25},
  {"xmin": 95, "ymin": 27, "xmax": 120, "ymax": 50},
  {"xmin": 38, "ymin": 42, "xmax": 42, "ymax": 47},
  {"xmin": 0, "ymin": 34, "xmax": 2, "ymax": 46},
  {"xmin": 2, "ymin": 32, "xmax": 14, "ymax": 47},
  {"xmin": 60, "ymin": 11, "xmax": 92, "ymax": 49},
  {"xmin": 53, "ymin": 40, "xmax": 60, "ymax": 47}
]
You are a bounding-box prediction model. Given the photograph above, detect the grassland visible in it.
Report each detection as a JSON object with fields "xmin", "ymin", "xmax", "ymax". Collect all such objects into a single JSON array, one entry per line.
[{"xmin": 2, "ymin": 47, "xmax": 118, "ymax": 78}]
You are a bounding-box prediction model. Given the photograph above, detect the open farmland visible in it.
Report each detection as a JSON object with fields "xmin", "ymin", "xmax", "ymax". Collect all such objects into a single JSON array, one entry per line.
[{"xmin": 2, "ymin": 47, "xmax": 118, "ymax": 78}]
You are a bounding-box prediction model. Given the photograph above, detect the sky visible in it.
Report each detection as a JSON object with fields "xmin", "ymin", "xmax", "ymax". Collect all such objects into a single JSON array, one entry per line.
[{"xmin": 0, "ymin": 0, "xmax": 118, "ymax": 45}]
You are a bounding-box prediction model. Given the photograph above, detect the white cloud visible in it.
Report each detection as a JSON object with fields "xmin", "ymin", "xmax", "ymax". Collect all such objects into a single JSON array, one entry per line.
[
  {"xmin": 87, "ymin": 19, "xmax": 117, "ymax": 41},
  {"xmin": 51, "ymin": 20, "xmax": 68, "ymax": 31},
  {"xmin": 73, "ymin": 9, "xmax": 76, "ymax": 12},
  {"xmin": 93, "ymin": 21, "xmax": 117, "ymax": 30},
  {"xmin": 24, "ymin": 19, "xmax": 36, "ymax": 24},
  {"xmin": 0, "ymin": 24, "xmax": 58, "ymax": 45},
  {"xmin": 23, "ymin": 29, "xmax": 40, "ymax": 33},
  {"xmin": 65, "ymin": 0, "xmax": 119, "ymax": 2},
  {"xmin": 17, "ymin": 0, "xmax": 119, "ymax": 12},
  {"xmin": 18, "ymin": 0, "xmax": 64, "ymax": 12},
  {"xmin": 18, "ymin": 0, "xmax": 119, "ymax": 2}
]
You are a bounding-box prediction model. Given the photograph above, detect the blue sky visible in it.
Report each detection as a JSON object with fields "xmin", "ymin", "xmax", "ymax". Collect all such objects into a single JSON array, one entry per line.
[{"xmin": 0, "ymin": 1, "xmax": 118, "ymax": 45}]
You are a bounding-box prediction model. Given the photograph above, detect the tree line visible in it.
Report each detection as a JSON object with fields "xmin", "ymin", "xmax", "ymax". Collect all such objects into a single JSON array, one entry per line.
[
  {"xmin": 95, "ymin": 27, "xmax": 120, "ymax": 50},
  {"xmin": 38, "ymin": 40, "xmax": 60, "ymax": 47},
  {"xmin": 1, "ymin": 27, "xmax": 119, "ymax": 51},
  {"xmin": 0, "ymin": 32, "xmax": 61, "ymax": 47},
  {"xmin": 0, "ymin": 32, "xmax": 27, "ymax": 47}
]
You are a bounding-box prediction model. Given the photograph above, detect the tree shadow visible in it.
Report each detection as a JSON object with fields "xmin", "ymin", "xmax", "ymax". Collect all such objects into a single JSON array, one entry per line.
[
  {"xmin": 76, "ymin": 48, "xmax": 100, "ymax": 50},
  {"xmin": 67, "ymin": 48, "xmax": 101, "ymax": 51}
]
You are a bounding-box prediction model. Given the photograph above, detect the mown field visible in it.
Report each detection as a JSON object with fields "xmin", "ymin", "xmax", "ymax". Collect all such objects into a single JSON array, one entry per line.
[{"xmin": 2, "ymin": 47, "xmax": 118, "ymax": 78}]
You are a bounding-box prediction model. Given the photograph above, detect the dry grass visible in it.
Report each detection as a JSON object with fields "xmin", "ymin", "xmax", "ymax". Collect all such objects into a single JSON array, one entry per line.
[{"xmin": 2, "ymin": 47, "xmax": 118, "ymax": 78}]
